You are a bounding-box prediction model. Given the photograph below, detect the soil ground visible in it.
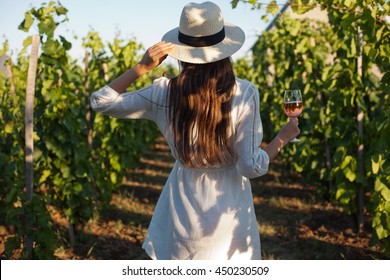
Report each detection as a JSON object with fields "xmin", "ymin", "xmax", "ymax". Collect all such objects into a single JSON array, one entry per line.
[{"xmin": 1, "ymin": 137, "xmax": 386, "ymax": 260}]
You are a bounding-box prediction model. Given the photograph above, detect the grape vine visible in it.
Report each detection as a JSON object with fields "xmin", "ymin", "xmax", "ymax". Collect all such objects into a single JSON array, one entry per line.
[
  {"xmin": 0, "ymin": 1, "xmax": 162, "ymax": 258},
  {"xmin": 233, "ymin": 0, "xmax": 390, "ymax": 257}
]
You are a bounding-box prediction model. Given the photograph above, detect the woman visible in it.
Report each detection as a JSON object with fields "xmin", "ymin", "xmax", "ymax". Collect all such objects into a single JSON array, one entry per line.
[{"xmin": 91, "ymin": 2, "xmax": 299, "ymax": 260}]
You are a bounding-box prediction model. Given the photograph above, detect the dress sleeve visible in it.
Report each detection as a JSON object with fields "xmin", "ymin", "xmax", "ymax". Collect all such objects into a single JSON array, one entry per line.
[
  {"xmin": 235, "ymin": 83, "xmax": 269, "ymax": 179},
  {"xmin": 90, "ymin": 82, "xmax": 163, "ymax": 121}
]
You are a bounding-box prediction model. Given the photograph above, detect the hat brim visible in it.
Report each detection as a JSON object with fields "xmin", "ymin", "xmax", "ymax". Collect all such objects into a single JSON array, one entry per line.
[{"xmin": 161, "ymin": 22, "xmax": 245, "ymax": 64}]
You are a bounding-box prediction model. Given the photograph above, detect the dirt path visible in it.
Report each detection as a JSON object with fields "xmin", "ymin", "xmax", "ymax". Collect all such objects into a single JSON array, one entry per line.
[{"xmin": 54, "ymin": 137, "xmax": 384, "ymax": 260}]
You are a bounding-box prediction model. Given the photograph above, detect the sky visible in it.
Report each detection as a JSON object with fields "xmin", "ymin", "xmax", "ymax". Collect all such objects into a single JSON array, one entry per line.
[{"xmin": 0, "ymin": 0, "xmax": 275, "ymax": 64}]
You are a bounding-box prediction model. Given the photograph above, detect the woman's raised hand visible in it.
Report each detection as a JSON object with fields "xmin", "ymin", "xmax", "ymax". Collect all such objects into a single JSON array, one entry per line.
[{"xmin": 138, "ymin": 41, "xmax": 175, "ymax": 72}]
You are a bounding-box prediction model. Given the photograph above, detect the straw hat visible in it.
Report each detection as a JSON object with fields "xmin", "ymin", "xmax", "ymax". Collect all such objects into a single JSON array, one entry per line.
[{"xmin": 162, "ymin": 1, "xmax": 245, "ymax": 64}]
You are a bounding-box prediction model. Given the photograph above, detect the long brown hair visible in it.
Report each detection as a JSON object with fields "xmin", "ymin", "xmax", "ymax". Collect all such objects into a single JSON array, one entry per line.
[{"xmin": 168, "ymin": 58, "xmax": 236, "ymax": 167}]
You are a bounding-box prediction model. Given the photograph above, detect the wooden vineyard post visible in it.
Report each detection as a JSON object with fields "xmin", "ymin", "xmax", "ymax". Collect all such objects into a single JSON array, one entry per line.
[
  {"xmin": 356, "ymin": 26, "xmax": 365, "ymax": 234},
  {"xmin": 25, "ymin": 34, "xmax": 40, "ymax": 257}
]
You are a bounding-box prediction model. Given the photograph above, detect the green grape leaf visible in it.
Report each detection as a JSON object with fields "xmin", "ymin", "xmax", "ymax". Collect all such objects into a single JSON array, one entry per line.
[{"xmin": 18, "ymin": 12, "xmax": 34, "ymax": 32}]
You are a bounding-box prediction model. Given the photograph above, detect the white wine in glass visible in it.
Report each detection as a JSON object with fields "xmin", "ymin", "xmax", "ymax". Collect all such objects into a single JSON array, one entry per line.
[{"xmin": 283, "ymin": 89, "xmax": 303, "ymax": 142}]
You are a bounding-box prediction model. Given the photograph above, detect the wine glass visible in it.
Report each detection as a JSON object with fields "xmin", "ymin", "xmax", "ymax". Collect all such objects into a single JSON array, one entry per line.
[{"xmin": 283, "ymin": 89, "xmax": 303, "ymax": 142}]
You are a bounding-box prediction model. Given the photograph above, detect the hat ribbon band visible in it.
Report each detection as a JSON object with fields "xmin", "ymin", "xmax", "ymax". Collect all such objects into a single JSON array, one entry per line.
[{"xmin": 178, "ymin": 27, "xmax": 225, "ymax": 47}]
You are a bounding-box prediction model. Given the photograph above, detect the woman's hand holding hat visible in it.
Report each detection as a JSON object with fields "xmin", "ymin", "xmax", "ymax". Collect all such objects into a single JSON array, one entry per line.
[
  {"xmin": 108, "ymin": 42, "xmax": 174, "ymax": 93},
  {"xmin": 138, "ymin": 41, "xmax": 175, "ymax": 72}
]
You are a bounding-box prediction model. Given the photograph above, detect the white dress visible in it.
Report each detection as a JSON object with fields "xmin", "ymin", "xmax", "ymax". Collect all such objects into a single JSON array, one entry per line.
[{"xmin": 90, "ymin": 77, "xmax": 269, "ymax": 260}]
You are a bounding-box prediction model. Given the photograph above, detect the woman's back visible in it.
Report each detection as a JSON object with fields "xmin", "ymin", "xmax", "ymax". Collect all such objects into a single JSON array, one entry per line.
[
  {"xmin": 141, "ymin": 76, "xmax": 269, "ymax": 260},
  {"xmin": 167, "ymin": 58, "xmax": 236, "ymax": 168},
  {"xmin": 145, "ymin": 75, "xmax": 270, "ymax": 177}
]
